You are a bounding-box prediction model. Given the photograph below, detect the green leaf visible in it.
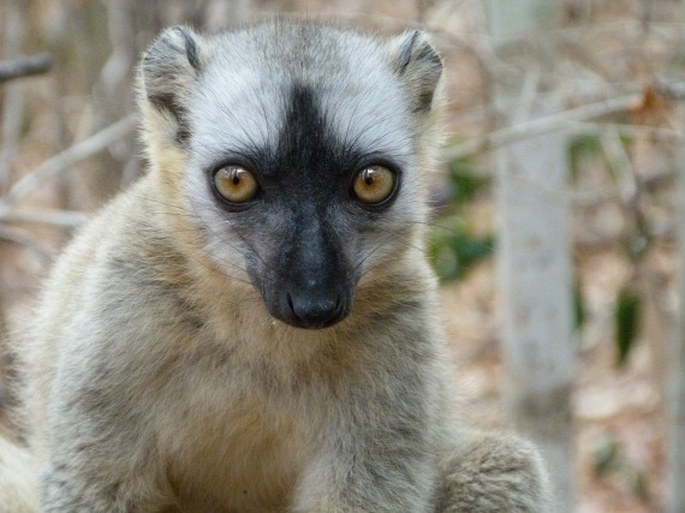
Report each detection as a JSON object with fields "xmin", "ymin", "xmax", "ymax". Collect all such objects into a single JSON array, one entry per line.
[
  {"xmin": 448, "ymin": 157, "xmax": 489, "ymax": 204},
  {"xmin": 567, "ymin": 135, "xmax": 601, "ymax": 181},
  {"xmin": 614, "ymin": 287, "xmax": 642, "ymax": 365},
  {"xmin": 630, "ymin": 468, "xmax": 650, "ymax": 502},
  {"xmin": 429, "ymin": 155, "xmax": 492, "ymax": 284},
  {"xmin": 592, "ymin": 437, "xmax": 651, "ymax": 501},
  {"xmin": 593, "ymin": 438, "xmax": 622, "ymax": 476},
  {"xmin": 429, "ymin": 218, "xmax": 494, "ymax": 284},
  {"xmin": 573, "ymin": 280, "xmax": 586, "ymax": 331}
]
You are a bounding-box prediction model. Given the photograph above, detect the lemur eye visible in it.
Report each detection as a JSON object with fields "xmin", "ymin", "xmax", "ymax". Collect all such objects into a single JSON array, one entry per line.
[
  {"xmin": 213, "ymin": 165, "xmax": 259, "ymax": 203},
  {"xmin": 352, "ymin": 166, "xmax": 397, "ymax": 205}
]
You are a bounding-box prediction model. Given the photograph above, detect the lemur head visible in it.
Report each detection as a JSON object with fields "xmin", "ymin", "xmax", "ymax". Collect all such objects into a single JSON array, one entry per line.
[{"xmin": 139, "ymin": 20, "xmax": 443, "ymax": 330}]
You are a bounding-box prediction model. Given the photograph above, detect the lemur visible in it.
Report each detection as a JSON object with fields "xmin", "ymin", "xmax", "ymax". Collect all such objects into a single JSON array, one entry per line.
[{"xmin": 0, "ymin": 19, "xmax": 550, "ymax": 513}]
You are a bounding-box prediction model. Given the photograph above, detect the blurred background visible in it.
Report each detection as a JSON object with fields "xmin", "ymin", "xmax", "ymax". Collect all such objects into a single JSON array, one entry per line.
[{"xmin": 0, "ymin": 1, "xmax": 683, "ymax": 512}]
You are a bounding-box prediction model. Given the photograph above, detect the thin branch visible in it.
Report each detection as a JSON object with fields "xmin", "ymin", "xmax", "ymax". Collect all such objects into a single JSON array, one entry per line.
[
  {"xmin": 600, "ymin": 128, "xmax": 638, "ymax": 205},
  {"xmin": 0, "ymin": 226, "xmax": 52, "ymax": 262},
  {"xmin": 0, "ymin": 54, "xmax": 53, "ymax": 83},
  {"xmin": 656, "ymin": 78, "xmax": 685, "ymax": 100},
  {"xmin": 0, "ymin": 114, "xmax": 138, "ymax": 212},
  {"xmin": 0, "ymin": 0, "xmax": 28, "ymax": 194},
  {"xmin": 0, "ymin": 209, "xmax": 90, "ymax": 227},
  {"xmin": 568, "ymin": 121, "xmax": 681, "ymax": 142},
  {"xmin": 445, "ymin": 93, "xmax": 643, "ymax": 161},
  {"xmin": 513, "ymin": 67, "xmax": 542, "ymax": 124}
]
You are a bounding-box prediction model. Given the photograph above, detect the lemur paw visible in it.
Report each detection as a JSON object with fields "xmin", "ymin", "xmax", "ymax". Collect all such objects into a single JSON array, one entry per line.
[{"xmin": 437, "ymin": 434, "xmax": 550, "ymax": 513}]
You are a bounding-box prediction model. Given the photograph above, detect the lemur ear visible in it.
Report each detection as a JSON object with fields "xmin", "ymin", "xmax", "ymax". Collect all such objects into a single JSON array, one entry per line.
[
  {"xmin": 386, "ymin": 30, "xmax": 443, "ymax": 114},
  {"xmin": 139, "ymin": 26, "xmax": 205, "ymax": 143}
]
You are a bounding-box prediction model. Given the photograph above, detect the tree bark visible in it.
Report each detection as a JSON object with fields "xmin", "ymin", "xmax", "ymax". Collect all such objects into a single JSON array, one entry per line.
[
  {"xmin": 666, "ymin": 102, "xmax": 685, "ymax": 513},
  {"xmin": 488, "ymin": 1, "xmax": 575, "ymax": 511}
]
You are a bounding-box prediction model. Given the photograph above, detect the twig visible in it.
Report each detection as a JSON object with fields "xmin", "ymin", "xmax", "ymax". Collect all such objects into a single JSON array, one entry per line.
[
  {"xmin": 0, "ymin": 54, "xmax": 53, "ymax": 83},
  {"xmin": 0, "ymin": 209, "xmax": 90, "ymax": 227},
  {"xmin": 0, "ymin": 114, "xmax": 138, "ymax": 212},
  {"xmin": 0, "ymin": 0, "xmax": 28, "ymax": 194},
  {"xmin": 656, "ymin": 78, "xmax": 685, "ymax": 100},
  {"xmin": 600, "ymin": 128, "xmax": 638, "ymax": 205},
  {"xmin": 0, "ymin": 226, "xmax": 52, "ymax": 262},
  {"xmin": 513, "ymin": 67, "xmax": 542, "ymax": 124},
  {"xmin": 568, "ymin": 121, "xmax": 681, "ymax": 142},
  {"xmin": 641, "ymin": 0, "xmax": 654, "ymax": 31},
  {"xmin": 445, "ymin": 93, "xmax": 643, "ymax": 161}
]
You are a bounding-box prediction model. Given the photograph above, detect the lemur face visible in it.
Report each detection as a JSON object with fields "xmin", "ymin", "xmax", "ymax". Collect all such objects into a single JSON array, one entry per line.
[{"xmin": 140, "ymin": 21, "xmax": 442, "ymax": 329}]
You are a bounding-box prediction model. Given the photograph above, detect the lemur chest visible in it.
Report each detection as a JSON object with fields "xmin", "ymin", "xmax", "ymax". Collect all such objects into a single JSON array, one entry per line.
[{"xmin": 158, "ymin": 361, "xmax": 316, "ymax": 513}]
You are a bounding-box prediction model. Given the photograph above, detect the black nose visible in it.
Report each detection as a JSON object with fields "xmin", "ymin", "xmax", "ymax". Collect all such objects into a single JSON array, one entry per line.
[{"xmin": 284, "ymin": 291, "xmax": 346, "ymax": 329}]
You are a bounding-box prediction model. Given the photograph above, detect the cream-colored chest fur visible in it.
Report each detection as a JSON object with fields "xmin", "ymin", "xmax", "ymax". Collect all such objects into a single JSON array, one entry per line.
[
  {"xmin": 153, "ymin": 349, "xmax": 315, "ymax": 513},
  {"xmin": 142, "ymin": 315, "xmax": 349, "ymax": 513}
]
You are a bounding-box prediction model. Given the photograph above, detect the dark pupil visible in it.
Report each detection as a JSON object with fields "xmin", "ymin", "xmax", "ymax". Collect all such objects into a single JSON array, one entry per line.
[
  {"xmin": 364, "ymin": 170, "xmax": 375, "ymax": 186},
  {"xmin": 231, "ymin": 170, "xmax": 241, "ymax": 185}
]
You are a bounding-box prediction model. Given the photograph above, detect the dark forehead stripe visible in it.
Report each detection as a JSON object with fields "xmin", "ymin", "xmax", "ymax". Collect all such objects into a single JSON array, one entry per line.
[
  {"xmin": 270, "ymin": 83, "xmax": 348, "ymax": 187},
  {"xmin": 268, "ymin": 82, "xmax": 392, "ymax": 193},
  {"xmin": 279, "ymin": 84, "xmax": 330, "ymax": 169}
]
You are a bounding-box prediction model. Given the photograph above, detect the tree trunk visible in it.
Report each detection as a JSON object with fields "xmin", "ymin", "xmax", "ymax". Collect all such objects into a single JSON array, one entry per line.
[
  {"xmin": 487, "ymin": 1, "xmax": 575, "ymax": 511},
  {"xmin": 666, "ymin": 102, "xmax": 685, "ymax": 513},
  {"xmin": 0, "ymin": 0, "xmax": 28, "ymax": 194}
]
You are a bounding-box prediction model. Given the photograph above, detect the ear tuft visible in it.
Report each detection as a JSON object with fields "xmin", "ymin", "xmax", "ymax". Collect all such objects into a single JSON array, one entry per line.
[
  {"xmin": 387, "ymin": 30, "xmax": 443, "ymax": 114},
  {"xmin": 177, "ymin": 27, "xmax": 201, "ymax": 71},
  {"xmin": 139, "ymin": 25, "xmax": 205, "ymax": 143}
]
